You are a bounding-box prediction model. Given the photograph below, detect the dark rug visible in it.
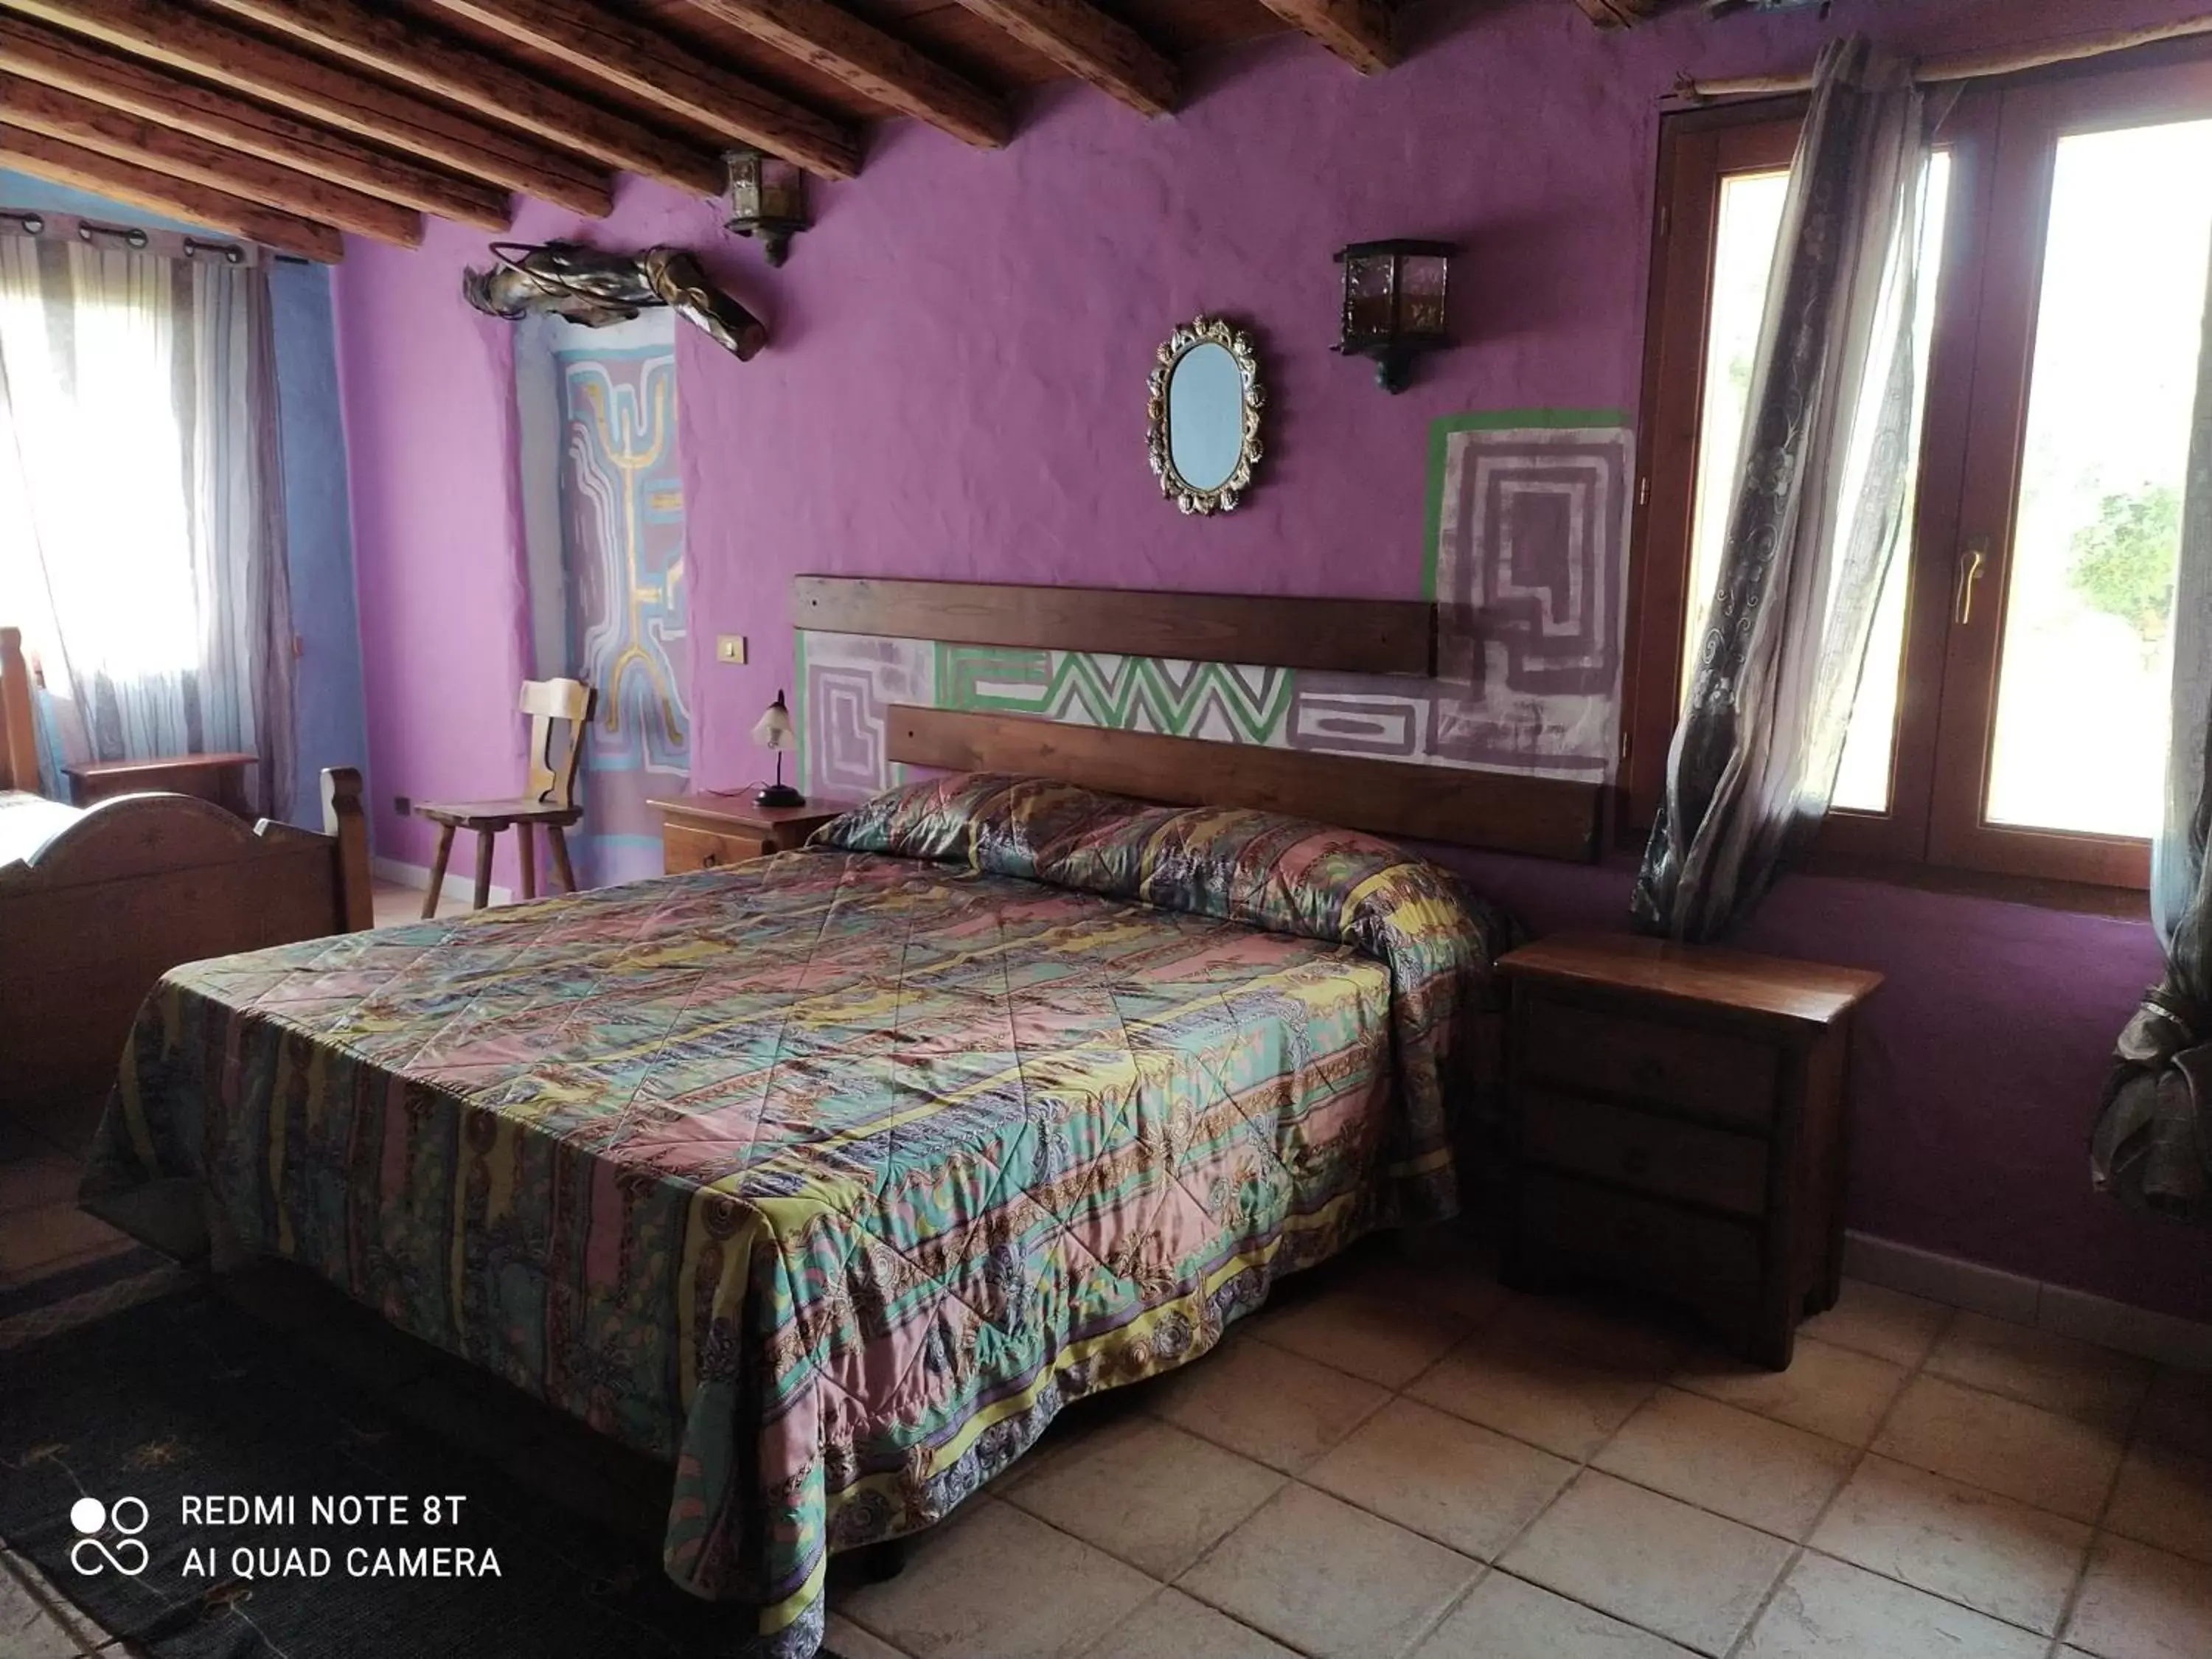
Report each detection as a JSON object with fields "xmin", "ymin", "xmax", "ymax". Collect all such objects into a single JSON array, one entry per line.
[{"xmin": 0, "ymin": 1270, "xmax": 849, "ymax": 1659}]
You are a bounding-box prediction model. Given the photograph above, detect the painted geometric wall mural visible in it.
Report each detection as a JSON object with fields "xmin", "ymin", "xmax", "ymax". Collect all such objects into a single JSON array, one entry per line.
[
  {"xmin": 795, "ymin": 410, "xmax": 1631, "ymax": 803},
  {"xmin": 552, "ymin": 339, "xmax": 689, "ymax": 882}
]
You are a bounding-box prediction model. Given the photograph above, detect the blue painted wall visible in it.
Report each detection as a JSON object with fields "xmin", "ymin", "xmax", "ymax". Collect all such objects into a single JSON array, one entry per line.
[{"xmin": 0, "ymin": 173, "xmax": 370, "ymax": 824}]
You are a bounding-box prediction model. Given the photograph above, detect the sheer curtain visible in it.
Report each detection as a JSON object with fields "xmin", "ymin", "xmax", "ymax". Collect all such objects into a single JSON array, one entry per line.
[
  {"xmin": 1632, "ymin": 40, "xmax": 1932, "ymax": 941},
  {"xmin": 0, "ymin": 229, "xmax": 294, "ymax": 817},
  {"xmin": 2093, "ymin": 239, "xmax": 2212, "ymax": 1221}
]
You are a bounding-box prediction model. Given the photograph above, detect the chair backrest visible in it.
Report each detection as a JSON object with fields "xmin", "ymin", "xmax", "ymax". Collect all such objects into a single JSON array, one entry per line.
[
  {"xmin": 520, "ymin": 677, "xmax": 594, "ymax": 808},
  {"xmin": 1, "ymin": 627, "xmax": 41, "ymax": 796}
]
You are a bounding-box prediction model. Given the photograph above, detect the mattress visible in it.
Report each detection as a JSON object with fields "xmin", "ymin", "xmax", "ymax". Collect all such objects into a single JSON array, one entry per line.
[{"xmin": 86, "ymin": 773, "xmax": 1512, "ymax": 1658}]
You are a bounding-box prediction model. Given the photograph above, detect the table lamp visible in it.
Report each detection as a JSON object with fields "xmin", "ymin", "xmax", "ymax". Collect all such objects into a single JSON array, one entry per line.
[{"xmin": 751, "ymin": 690, "xmax": 804, "ymax": 808}]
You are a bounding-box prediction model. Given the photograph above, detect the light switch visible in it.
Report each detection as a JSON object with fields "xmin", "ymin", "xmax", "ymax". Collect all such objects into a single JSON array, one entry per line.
[{"xmin": 715, "ymin": 635, "xmax": 748, "ymax": 664}]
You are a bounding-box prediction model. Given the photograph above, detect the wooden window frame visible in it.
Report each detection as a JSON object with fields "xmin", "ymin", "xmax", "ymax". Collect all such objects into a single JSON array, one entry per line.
[{"xmin": 1623, "ymin": 49, "xmax": 2212, "ymax": 900}]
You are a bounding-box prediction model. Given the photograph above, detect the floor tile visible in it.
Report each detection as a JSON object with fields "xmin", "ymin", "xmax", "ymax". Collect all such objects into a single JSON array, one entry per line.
[
  {"xmin": 1873, "ymin": 1374, "xmax": 2124, "ymax": 1523},
  {"xmin": 1080, "ymin": 1588, "xmax": 1298, "ymax": 1659},
  {"xmin": 0, "ymin": 1155, "xmax": 80, "ymax": 1217},
  {"xmin": 1178, "ymin": 1483, "xmax": 1478, "ymax": 1659},
  {"xmin": 823, "ymin": 1611, "xmax": 913, "ymax": 1659},
  {"xmin": 1245, "ymin": 1287, "xmax": 1471, "ymax": 1388},
  {"xmin": 1593, "ymin": 1387, "xmax": 1857, "ymax": 1539},
  {"xmin": 1738, "ymin": 1551, "xmax": 2045, "ymax": 1659},
  {"xmin": 1927, "ymin": 1312, "xmax": 2153, "ymax": 1433},
  {"xmin": 1492, "ymin": 1291, "xmax": 1691, "ymax": 1377},
  {"xmin": 839, "ymin": 1499, "xmax": 1155, "ymax": 1659},
  {"xmin": 1335, "ymin": 1239, "xmax": 1509, "ymax": 1324},
  {"xmin": 0, "ymin": 1549, "xmax": 106, "ymax": 1659},
  {"xmin": 1807, "ymin": 1454, "xmax": 2090, "ymax": 1634},
  {"xmin": 1498, "ymin": 1471, "xmax": 1792, "ymax": 1656},
  {"xmin": 1305, "ymin": 1397, "xmax": 1574, "ymax": 1560},
  {"xmin": 2065, "ymin": 1534, "xmax": 2212, "ymax": 1659},
  {"xmin": 0, "ymin": 1201, "xmax": 131, "ymax": 1279},
  {"xmin": 2138, "ymin": 1367, "xmax": 2212, "ymax": 1460},
  {"xmin": 1672, "ymin": 1335, "xmax": 1907, "ymax": 1447},
  {"xmin": 1148, "ymin": 1337, "xmax": 1390, "ymax": 1474},
  {"xmin": 1410, "ymin": 1571, "xmax": 1697, "ymax": 1658},
  {"xmin": 1406, "ymin": 1329, "xmax": 1656, "ymax": 1459},
  {"xmin": 1798, "ymin": 1278, "xmax": 1951, "ymax": 1367},
  {"xmin": 2104, "ymin": 1441, "xmax": 2212, "ymax": 1566},
  {"xmin": 1002, "ymin": 1417, "xmax": 1284, "ymax": 1578}
]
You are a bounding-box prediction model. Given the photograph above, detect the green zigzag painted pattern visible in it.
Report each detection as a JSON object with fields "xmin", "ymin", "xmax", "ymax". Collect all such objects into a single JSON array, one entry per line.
[{"xmin": 936, "ymin": 643, "xmax": 1293, "ymax": 744}]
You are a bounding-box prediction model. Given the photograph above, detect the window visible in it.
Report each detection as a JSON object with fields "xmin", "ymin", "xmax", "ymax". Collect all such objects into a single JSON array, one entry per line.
[{"xmin": 1627, "ymin": 54, "xmax": 2212, "ymax": 891}]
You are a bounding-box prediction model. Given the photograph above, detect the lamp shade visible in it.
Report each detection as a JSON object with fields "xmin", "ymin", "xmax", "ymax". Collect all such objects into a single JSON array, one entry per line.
[{"xmin": 751, "ymin": 690, "xmax": 796, "ymax": 751}]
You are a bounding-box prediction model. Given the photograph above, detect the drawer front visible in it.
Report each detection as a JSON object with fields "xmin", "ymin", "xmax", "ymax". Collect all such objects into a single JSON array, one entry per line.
[
  {"xmin": 1520, "ymin": 1170, "xmax": 1764, "ymax": 1332},
  {"xmin": 1520, "ymin": 995, "xmax": 1778, "ymax": 1130},
  {"xmin": 663, "ymin": 824, "xmax": 770, "ymax": 874},
  {"xmin": 1521, "ymin": 1089, "xmax": 1768, "ymax": 1218}
]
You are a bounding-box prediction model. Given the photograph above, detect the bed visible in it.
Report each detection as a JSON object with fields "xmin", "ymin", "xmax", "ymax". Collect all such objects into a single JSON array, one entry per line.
[
  {"xmin": 0, "ymin": 625, "xmax": 373, "ymax": 1112},
  {"xmin": 84, "ymin": 770, "xmax": 1517, "ymax": 1658}
]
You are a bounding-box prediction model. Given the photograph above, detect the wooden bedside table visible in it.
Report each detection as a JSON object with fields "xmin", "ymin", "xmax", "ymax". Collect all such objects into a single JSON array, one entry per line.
[
  {"xmin": 1496, "ymin": 933, "xmax": 1882, "ymax": 1369},
  {"xmin": 648, "ymin": 793, "xmax": 855, "ymax": 874}
]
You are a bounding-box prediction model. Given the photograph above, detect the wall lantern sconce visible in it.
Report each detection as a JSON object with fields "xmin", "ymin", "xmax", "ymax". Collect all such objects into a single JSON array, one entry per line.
[
  {"xmin": 1334, "ymin": 239, "xmax": 1454, "ymax": 393},
  {"xmin": 723, "ymin": 145, "xmax": 809, "ymax": 267}
]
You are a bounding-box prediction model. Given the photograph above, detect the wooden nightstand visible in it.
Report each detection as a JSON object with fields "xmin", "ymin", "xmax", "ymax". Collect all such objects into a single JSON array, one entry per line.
[
  {"xmin": 1496, "ymin": 933, "xmax": 1882, "ymax": 1369},
  {"xmin": 648, "ymin": 793, "xmax": 855, "ymax": 874}
]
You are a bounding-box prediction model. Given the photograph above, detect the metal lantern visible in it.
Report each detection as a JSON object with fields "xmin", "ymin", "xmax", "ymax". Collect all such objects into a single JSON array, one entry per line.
[
  {"xmin": 723, "ymin": 145, "xmax": 809, "ymax": 267},
  {"xmin": 1334, "ymin": 239, "xmax": 1454, "ymax": 393}
]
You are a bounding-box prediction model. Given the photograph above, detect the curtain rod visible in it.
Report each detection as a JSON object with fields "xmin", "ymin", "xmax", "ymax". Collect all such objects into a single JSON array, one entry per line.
[
  {"xmin": 0, "ymin": 205, "xmax": 302, "ymax": 265},
  {"xmin": 1674, "ymin": 10, "xmax": 2212, "ymax": 102}
]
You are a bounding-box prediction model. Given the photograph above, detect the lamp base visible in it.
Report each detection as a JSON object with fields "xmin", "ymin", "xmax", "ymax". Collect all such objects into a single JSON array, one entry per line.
[{"xmin": 755, "ymin": 782, "xmax": 807, "ymax": 809}]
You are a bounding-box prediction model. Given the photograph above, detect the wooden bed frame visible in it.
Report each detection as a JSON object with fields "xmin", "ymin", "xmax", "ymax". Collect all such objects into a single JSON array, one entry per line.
[{"xmin": 1, "ymin": 627, "xmax": 372, "ymax": 1112}]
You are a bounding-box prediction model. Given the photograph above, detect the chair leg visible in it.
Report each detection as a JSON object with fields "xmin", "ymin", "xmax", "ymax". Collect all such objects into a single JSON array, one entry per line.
[
  {"xmin": 473, "ymin": 827, "xmax": 496, "ymax": 911},
  {"xmin": 547, "ymin": 824, "xmax": 577, "ymax": 894},
  {"xmin": 516, "ymin": 823, "xmax": 536, "ymax": 900},
  {"xmin": 423, "ymin": 824, "xmax": 455, "ymax": 919}
]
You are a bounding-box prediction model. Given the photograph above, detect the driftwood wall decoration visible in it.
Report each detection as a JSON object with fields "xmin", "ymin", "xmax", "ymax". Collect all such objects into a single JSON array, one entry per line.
[{"xmin": 462, "ymin": 241, "xmax": 768, "ymax": 360}]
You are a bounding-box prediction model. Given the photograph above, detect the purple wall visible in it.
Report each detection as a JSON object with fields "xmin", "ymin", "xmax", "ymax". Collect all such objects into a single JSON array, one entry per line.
[{"xmin": 333, "ymin": 0, "xmax": 2208, "ymax": 1321}]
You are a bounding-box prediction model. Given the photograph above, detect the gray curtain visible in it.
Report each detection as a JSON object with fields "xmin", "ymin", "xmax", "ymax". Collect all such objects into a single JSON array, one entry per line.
[
  {"xmin": 0, "ymin": 232, "xmax": 295, "ymax": 818},
  {"xmin": 1633, "ymin": 39, "xmax": 1931, "ymax": 941},
  {"xmin": 2092, "ymin": 240, "xmax": 2212, "ymax": 1221}
]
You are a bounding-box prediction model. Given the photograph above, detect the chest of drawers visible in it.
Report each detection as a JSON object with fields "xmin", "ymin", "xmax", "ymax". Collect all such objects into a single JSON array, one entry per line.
[{"xmin": 1497, "ymin": 933, "xmax": 1882, "ymax": 1368}]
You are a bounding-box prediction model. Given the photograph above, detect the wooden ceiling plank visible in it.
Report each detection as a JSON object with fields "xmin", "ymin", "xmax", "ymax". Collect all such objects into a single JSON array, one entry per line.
[
  {"xmin": 428, "ymin": 0, "xmax": 861, "ymax": 180},
  {"xmin": 203, "ymin": 0, "xmax": 727, "ymax": 197},
  {"xmin": 0, "ymin": 15, "xmax": 511, "ymax": 229},
  {"xmin": 0, "ymin": 124, "xmax": 347, "ymax": 260},
  {"xmin": 1252, "ymin": 0, "xmax": 1395, "ymax": 72},
  {"xmin": 681, "ymin": 0, "xmax": 1011, "ymax": 149},
  {"xmin": 949, "ymin": 0, "xmax": 1175, "ymax": 116},
  {"xmin": 0, "ymin": 72, "xmax": 423, "ymax": 244},
  {"xmin": 8, "ymin": 0, "xmax": 612, "ymax": 215}
]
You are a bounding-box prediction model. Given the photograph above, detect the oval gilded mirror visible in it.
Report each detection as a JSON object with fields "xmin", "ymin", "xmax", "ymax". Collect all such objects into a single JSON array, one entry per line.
[{"xmin": 1147, "ymin": 316, "xmax": 1263, "ymax": 515}]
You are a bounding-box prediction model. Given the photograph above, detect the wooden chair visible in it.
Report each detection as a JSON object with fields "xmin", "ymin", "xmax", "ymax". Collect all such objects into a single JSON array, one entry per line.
[{"xmin": 415, "ymin": 678, "xmax": 594, "ymax": 917}]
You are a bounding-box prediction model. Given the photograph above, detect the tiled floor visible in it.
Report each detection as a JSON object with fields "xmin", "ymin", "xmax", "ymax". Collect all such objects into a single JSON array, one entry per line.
[{"xmin": 3, "ymin": 1085, "xmax": 2208, "ymax": 1659}]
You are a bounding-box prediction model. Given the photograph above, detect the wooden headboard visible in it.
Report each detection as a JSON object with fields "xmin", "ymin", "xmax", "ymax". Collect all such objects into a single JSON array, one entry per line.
[
  {"xmin": 1, "ymin": 627, "xmax": 39, "ymax": 794},
  {"xmin": 798, "ymin": 575, "xmax": 1604, "ymax": 863}
]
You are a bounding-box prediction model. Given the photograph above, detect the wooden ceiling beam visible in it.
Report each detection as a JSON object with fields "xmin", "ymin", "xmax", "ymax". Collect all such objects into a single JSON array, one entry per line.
[
  {"xmin": 0, "ymin": 72, "xmax": 423, "ymax": 245},
  {"xmin": 0, "ymin": 15, "xmax": 510, "ymax": 230},
  {"xmin": 1253, "ymin": 0, "xmax": 1396, "ymax": 72},
  {"xmin": 7, "ymin": 0, "xmax": 612, "ymax": 216},
  {"xmin": 950, "ymin": 0, "xmax": 1175, "ymax": 116},
  {"xmin": 428, "ymin": 0, "xmax": 861, "ymax": 181},
  {"xmin": 682, "ymin": 0, "xmax": 1010, "ymax": 150},
  {"xmin": 204, "ymin": 0, "xmax": 727, "ymax": 198},
  {"xmin": 0, "ymin": 124, "xmax": 346, "ymax": 260}
]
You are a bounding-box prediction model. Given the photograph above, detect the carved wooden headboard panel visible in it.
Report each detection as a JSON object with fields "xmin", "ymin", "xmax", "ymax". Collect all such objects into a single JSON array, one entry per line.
[{"xmin": 795, "ymin": 576, "xmax": 1604, "ymax": 863}]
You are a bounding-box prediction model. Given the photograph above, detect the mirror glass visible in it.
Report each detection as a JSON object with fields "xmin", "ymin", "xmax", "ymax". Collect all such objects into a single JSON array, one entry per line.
[{"xmin": 1166, "ymin": 341, "xmax": 1245, "ymax": 493}]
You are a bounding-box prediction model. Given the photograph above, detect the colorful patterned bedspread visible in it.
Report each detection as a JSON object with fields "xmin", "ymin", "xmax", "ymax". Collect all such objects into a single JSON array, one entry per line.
[{"xmin": 84, "ymin": 773, "xmax": 1514, "ymax": 1658}]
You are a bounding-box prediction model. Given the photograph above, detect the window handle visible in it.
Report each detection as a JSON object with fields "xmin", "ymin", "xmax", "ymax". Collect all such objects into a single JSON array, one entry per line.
[{"xmin": 1955, "ymin": 539, "xmax": 1989, "ymax": 625}]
